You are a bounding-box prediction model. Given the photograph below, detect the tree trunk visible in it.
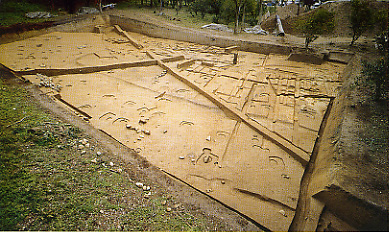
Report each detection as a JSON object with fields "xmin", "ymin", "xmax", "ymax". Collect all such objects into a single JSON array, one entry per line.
[
  {"xmin": 234, "ymin": 1, "xmax": 244, "ymax": 34},
  {"xmin": 98, "ymin": 0, "xmax": 102, "ymax": 13},
  {"xmin": 258, "ymin": 0, "xmax": 263, "ymax": 25},
  {"xmin": 242, "ymin": 4, "xmax": 246, "ymax": 29}
]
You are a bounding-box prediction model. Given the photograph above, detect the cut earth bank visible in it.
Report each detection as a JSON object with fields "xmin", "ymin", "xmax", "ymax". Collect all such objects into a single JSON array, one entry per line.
[{"xmin": 0, "ymin": 11, "xmax": 387, "ymax": 231}]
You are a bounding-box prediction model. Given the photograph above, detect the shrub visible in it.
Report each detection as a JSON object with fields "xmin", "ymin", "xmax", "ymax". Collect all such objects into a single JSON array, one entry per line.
[
  {"xmin": 349, "ymin": 0, "xmax": 374, "ymax": 46},
  {"xmin": 294, "ymin": 8, "xmax": 335, "ymax": 48},
  {"xmin": 361, "ymin": 29, "xmax": 389, "ymax": 100}
]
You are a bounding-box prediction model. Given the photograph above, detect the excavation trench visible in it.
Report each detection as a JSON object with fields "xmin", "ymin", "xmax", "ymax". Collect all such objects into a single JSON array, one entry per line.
[{"xmin": 0, "ymin": 15, "xmax": 349, "ymax": 231}]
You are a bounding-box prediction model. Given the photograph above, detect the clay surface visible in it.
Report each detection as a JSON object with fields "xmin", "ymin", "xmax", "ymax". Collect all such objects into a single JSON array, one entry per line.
[{"xmin": 0, "ymin": 27, "xmax": 345, "ymax": 231}]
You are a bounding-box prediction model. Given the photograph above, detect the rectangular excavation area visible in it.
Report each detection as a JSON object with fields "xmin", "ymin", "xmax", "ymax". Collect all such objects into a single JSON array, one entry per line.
[{"xmin": 0, "ymin": 27, "xmax": 346, "ymax": 231}]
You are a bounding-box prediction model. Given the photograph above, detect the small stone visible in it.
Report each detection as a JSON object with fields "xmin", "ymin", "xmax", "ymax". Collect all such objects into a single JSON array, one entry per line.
[
  {"xmin": 166, "ymin": 207, "xmax": 172, "ymax": 212},
  {"xmin": 100, "ymin": 209, "xmax": 104, "ymax": 213},
  {"xmin": 143, "ymin": 130, "xmax": 150, "ymax": 135},
  {"xmin": 136, "ymin": 182, "xmax": 144, "ymax": 188},
  {"xmin": 91, "ymin": 158, "xmax": 97, "ymax": 163},
  {"xmin": 126, "ymin": 124, "xmax": 132, "ymax": 129},
  {"xmin": 81, "ymin": 150, "xmax": 86, "ymax": 154},
  {"xmin": 221, "ymin": 180, "xmax": 226, "ymax": 184},
  {"xmin": 279, "ymin": 209, "xmax": 287, "ymax": 217},
  {"xmin": 206, "ymin": 136, "xmax": 211, "ymax": 141},
  {"xmin": 97, "ymin": 151, "xmax": 102, "ymax": 156},
  {"xmin": 139, "ymin": 135, "xmax": 144, "ymax": 138},
  {"xmin": 78, "ymin": 144, "xmax": 84, "ymax": 149},
  {"xmin": 82, "ymin": 139, "xmax": 88, "ymax": 145},
  {"xmin": 85, "ymin": 143, "xmax": 90, "ymax": 148},
  {"xmin": 137, "ymin": 137, "xmax": 142, "ymax": 141},
  {"xmin": 163, "ymin": 130, "xmax": 167, "ymax": 134},
  {"xmin": 179, "ymin": 156, "xmax": 185, "ymax": 159},
  {"xmin": 102, "ymin": 163, "xmax": 106, "ymax": 167},
  {"xmin": 117, "ymin": 168, "xmax": 123, "ymax": 173},
  {"xmin": 109, "ymin": 162, "xmax": 114, "ymax": 166}
]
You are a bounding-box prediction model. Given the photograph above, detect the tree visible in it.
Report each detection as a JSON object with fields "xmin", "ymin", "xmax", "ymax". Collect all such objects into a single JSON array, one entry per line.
[
  {"xmin": 188, "ymin": 0, "xmax": 221, "ymax": 19},
  {"xmin": 294, "ymin": 8, "xmax": 335, "ymax": 48},
  {"xmin": 232, "ymin": 0, "xmax": 245, "ymax": 33},
  {"xmin": 220, "ymin": 0, "xmax": 256, "ymax": 33},
  {"xmin": 349, "ymin": 0, "xmax": 374, "ymax": 46}
]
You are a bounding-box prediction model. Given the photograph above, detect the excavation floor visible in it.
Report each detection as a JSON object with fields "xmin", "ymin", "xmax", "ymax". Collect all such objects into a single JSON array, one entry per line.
[{"xmin": 0, "ymin": 28, "xmax": 346, "ymax": 231}]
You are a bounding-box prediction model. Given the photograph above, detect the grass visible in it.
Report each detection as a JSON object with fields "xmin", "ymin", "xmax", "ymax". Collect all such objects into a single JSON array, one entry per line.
[
  {"xmin": 0, "ymin": 77, "xmax": 210, "ymax": 230},
  {"xmin": 0, "ymin": 0, "xmax": 51, "ymax": 26}
]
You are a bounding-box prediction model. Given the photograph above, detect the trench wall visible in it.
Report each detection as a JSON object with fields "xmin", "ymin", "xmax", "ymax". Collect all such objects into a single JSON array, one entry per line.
[
  {"xmin": 0, "ymin": 14, "xmax": 108, "ymax": 44},
  {"xmin": 308, "ymin": 54, "xmax": 387, "ymax": 231},
  {"xmin": 109, "ymin": 15, "xmax": 299, "ymax": 55}
]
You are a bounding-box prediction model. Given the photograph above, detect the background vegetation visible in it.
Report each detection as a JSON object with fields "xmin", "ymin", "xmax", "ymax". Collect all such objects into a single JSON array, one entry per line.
[{"xmin": 0, "ymin": 0, "xmax": 48, "ymax": 26}]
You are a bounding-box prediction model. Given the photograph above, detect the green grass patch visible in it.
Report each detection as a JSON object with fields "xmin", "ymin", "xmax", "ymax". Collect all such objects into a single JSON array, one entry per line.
[{"xmin": 0, "ymin": 0, "xmax": 50, "ymax": 26}]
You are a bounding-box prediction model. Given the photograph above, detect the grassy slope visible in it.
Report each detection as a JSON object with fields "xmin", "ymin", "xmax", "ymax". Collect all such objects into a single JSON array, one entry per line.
[
  {"xmin": 0, "ymin": 1, "xmax": 51, "ymax": 26},
  {"xmin": 0, "ymin": 76, "xmax": 210, "ymax": 230}
]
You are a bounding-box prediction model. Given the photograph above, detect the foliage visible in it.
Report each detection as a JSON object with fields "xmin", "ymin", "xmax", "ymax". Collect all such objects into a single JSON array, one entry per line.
[
  {"xmin": 219, "ymin": 0, "xmax": 258, "ymax": 32},
  {"xmin": 361, "ymin": 29, "xmax": 389, "ymax": 100},
  {"xmin": 188, "ymin": 0, "xmax": 222, "ymax": 18},
  {"xmin": 220, "ymin": 0, "xmax": 236, "ymax": 23},
  {"xmin": 349, "ymin": 0, "xmax": 374, "ymax": 46},
  {"xmin": 294, "ymin": 8, "xmax": 335, "ymax": 48},
  {"xmin": 374, "ymin": 8, "xmax": 388, "ymax": 35}
]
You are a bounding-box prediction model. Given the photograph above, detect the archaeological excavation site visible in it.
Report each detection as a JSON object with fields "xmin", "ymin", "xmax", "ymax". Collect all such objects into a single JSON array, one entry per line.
[{"xmin": 1, "ymin": 12, "xmax": 387, "ymax": 231}]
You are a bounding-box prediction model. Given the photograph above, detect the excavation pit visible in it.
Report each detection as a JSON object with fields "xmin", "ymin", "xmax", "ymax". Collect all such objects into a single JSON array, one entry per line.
[{"xmin": 0, "ymin": 21, "xmax": 347, "ymax": 231}]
